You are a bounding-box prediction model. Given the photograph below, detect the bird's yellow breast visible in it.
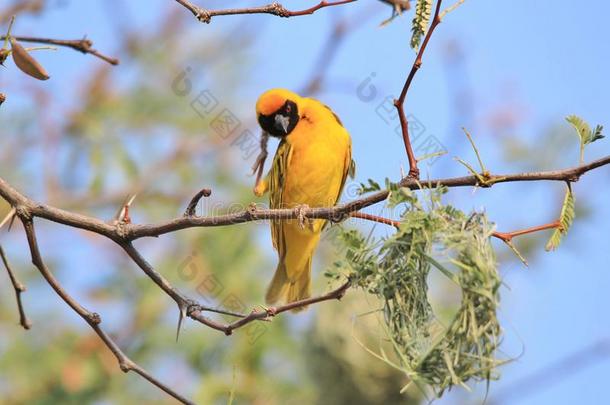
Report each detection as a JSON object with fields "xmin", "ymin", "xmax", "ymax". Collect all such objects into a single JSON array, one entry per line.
[{"xmin": 279, "ymin": 98, "xmax": 351, "ymax": 209}]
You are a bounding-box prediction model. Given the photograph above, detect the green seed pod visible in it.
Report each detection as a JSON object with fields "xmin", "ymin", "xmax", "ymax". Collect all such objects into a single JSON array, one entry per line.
[{"xmin": 10, "ymin": 37, "xmax": 50, "ymax": 81}]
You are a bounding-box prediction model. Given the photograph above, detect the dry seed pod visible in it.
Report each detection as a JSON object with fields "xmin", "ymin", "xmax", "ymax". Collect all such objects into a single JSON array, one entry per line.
[
  {"xmin": 10, "ymin": 37, "xmax": 50, "ymax": 80},
  {"xmin": 0, "ymin": 49, "xmax": 9, "ymax": 65},
  {"xmin": 0, "ymin": 93, "xmax": 5, "ymax": 105}
]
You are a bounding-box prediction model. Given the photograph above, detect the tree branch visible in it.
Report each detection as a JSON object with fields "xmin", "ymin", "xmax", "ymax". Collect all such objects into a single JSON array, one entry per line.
[
  {"xmin": 0, "ymin": 244, "xmax": 31, "ymax": 329},
  {"xmin": 190, "ymin": 280, "xmax": 352, "ymax": 335},
  {"xmin": 394, "ymin": 0, "xmax": 443, "ymax": 178},
  {"xmin": 350, "ymin": 211, "xmax": 400, "ymax": 228},
  {"xmin": 1, "ymin": 155, "xmax": 608, "ymax": 241},
  {"xmin": 492, "ymin": 221, "xmax": 561, "ymax": 243},
  {"xmin": 19, "ymin": 217, "xmax": 194, "ymax": 405},
  {"xmin": 174, "ymin": 0, "xmax": 357, "ymax": 24},
  {"xmin": 0, "ymin": 35, "xmax": 119, "ymax": 65},
  {"xmin": 120, "ymin": 241, "xmax": 248, "ymax": 335}
]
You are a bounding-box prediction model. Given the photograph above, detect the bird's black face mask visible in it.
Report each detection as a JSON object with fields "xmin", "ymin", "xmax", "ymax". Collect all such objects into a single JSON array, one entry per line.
[{"xmin": 258, "ymin": 100, "xmax": 299, "ymax": 137}]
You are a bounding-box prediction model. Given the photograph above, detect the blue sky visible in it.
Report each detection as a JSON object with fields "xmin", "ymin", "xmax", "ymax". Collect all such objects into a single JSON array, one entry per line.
[{"xmin": 2, "ymin": 1, "xmax": 610, "ymax": 404}]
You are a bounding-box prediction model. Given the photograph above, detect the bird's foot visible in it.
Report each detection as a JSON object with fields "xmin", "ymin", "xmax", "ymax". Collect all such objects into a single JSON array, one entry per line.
[
  {"xmin": 257, "ymin": 305, "xmax": 277, "ymax": 319},
  {"xmin": 294, "ymin": 204, "xmax": 311, "ymax": 229}
]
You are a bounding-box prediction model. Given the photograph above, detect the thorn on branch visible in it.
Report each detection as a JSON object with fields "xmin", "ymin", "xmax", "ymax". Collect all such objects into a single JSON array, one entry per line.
[
  {"xmin": 184, "ymin": 188, "xmax": 212, "ymax": 217},
  {"xmin": 21, "ymin": 219, "xmax": 193, "ymax": 404},
  {"xmin": 113, "ymin": 194, "xmax": 137, "ymax": 224},
  {"xmin": 0, "ymin": 245, "xmax": 31, "ymax": 329},
  {"xmin": 0, "ymin": 206, "xmax": 17, "ymax": 230}
]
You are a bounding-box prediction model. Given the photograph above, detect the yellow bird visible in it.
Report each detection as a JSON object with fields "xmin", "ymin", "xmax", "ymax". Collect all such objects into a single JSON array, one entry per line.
[{"xmin": 254, "ymin": 88, "xmax": 353, "ymax": 309}]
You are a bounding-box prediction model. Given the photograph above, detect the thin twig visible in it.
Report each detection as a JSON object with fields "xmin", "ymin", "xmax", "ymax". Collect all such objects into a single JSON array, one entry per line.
[
  {"xmin": 0, "ymin": 244, "xmax": 31, "ymax": 329},
  {"xmin": 351, "ymin": 211, "xmax": 400, "ymax": 228},
  {"xmin": 174, "ymin": 0, "xmax": 357, "ymax": 24},
  {"xmin": 1, "ymin": 155, "xmax": 608, "ymax": 241},
  {"xmin": 121, "ymin": 241, "xmax": 247, "ymax": 337},
  {"xmin": 184, "ymin": 188, "xmax": 212, "ymax": 217},
  {"xmin": 440, "ymin": 0, "xmax": 466, "ymax": 19},
  {"xmin": 492, "ymin": 221, "xmax": 561, "ymax": 243},
  {"xmin": 190, "ymin": 280, "xmax": 352, "ymax": 335},
  {"xmin": 121, "ymin": 239, "xmax": 350, "ymax": 335},
  {"xmin": 394, "ymin": 0, "xmax": 444, "ymax": 178},
  {"xmin": 0, "ymin": 206, "xmax": 16, "ymax": 230},
  {"xmin": 20, "ymin": 217, "xmax": 194, "ymax": 405},
  {"xmin": 0, "ymin": 35, "xmax": 119, "ymax": 65}
]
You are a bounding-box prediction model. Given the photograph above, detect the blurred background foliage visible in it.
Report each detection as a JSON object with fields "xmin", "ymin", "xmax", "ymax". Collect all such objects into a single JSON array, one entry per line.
[
  {"xmin": 1, "ymin": 1, "xmax": 609, "ymax": 404},
  {"xmin": 0, "ymin": 2, "xmax": 420, "ymax": 404}
]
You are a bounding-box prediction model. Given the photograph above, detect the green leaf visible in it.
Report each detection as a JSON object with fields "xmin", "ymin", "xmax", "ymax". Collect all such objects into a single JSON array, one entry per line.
[
  {"xmin": 566, "ymin": 115, "xmax": 605, "ymax": 163},
  {"xmin": 566, "ymin": 115, "xmax": 591, "ymax": 144},
  {"xmin": 589, "ymin": 124, "xmax": 605, "ymax": 144},
  {"xmin": 357, "ymin": 178, "xmax": 381, "ymax": 194},
  {"xmin": 545, "ymin": 186, "xmax": 575, "ymax": 251}
]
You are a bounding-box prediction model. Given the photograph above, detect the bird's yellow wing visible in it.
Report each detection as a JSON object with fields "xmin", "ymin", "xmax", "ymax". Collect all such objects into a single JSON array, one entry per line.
[
  {"xmin": 335, "ymin": 140, "xmax": 354, "ymax": 205},
  {"xmin": 321, "ymin": 103, "xmax": 354, "ymax": 206},
  {"xmin": 269, "ymin": 139, "xmax": 292, "ymax": 252}
]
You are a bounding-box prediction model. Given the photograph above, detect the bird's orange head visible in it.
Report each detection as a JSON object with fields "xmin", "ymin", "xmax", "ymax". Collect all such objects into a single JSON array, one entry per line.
[{"xmin": 256, "ymin": 88, "xmax": 301, "ymax": 137}]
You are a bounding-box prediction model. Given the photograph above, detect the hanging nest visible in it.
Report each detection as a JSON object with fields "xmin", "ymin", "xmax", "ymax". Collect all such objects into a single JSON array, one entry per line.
[{"xmin": 329, "ymin": 187, "xmax": 505, "ymax": 396}]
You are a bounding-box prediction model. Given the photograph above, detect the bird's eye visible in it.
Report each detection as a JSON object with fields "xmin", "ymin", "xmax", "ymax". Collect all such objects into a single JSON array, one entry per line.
[{"xmin": 285, "ymin": 104, "xmax": 291, "ymax": 113}]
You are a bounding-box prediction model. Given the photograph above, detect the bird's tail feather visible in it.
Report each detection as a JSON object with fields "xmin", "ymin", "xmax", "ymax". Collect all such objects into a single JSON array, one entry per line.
[
  {"xmin": 265, "ymin": 261, "xmax": 290, "ymax": 305},
  {"xmin": 265, "ymin": 257, "xmax": 312, "ymax": 312}
]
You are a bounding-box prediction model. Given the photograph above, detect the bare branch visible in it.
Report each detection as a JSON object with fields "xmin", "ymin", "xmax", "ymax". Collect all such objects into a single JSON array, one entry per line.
[
  {"xmin": 121, "ymin": 240, "xmax": 349, "ymax": 336},
  {"xmin": 492, "ymin": 221, "xmax": 561, "ymax": 243},
  {"xmin": 1, "ymin": 155, "xmax": 609, "ymax": 241},
  {"xmin": 175, "ymin": 0, "xmax": 357, "ymax": 24},
  {"xmin": 350, "ymin": 211, "xmax": 400, "ymax": 228},
  {"xmin": 394, "ymin": 0, "xmax": 444, "ymax": 178},
  {"xmin": 190, "ymin": 280, "xmax": 352, "ymax": 335},
  {"xmin": 0, "ymin": 35, "xmax": 119, "ymax": 65},
  {"xmin": 19, "ymin": 218, "xmax": 194, "ymax": 405},
  {"xmin": 0, "ymin": 244, "xmax": 31, "ymax": 329},
  {"xmin": 121, "ymin": 241, "xmax": 249, "ymax": 336}
]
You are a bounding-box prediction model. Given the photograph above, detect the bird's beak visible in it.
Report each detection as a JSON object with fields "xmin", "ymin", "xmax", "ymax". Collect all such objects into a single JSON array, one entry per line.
[{"xmin": 275, "ymin": 114, "xmax": 290, "ymax": 134}]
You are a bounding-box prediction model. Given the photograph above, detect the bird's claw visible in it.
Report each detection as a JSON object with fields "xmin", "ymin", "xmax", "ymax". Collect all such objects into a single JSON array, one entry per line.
[
  {"xmin": 294, "ymin": 204, "xmax": 311, "ymax": 229},
  {"xmin": 258, "ymin": 305, "xmax": 277, "ymax": 319}
]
